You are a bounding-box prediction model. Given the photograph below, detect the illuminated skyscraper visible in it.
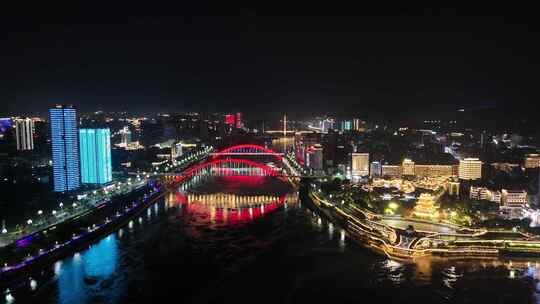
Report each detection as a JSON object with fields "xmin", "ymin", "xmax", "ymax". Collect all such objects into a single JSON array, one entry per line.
[
  {"xmin": 50, "ymin": 105, "xmax": 80, "ymax": 192},
  {"xmin": 351, "ymin": 153, "xmax": 369, "ymax": 177},
  {"xmin": 79, "ymin": 128, "xmax": 112, "ymax": 185},
  {"xmin": 15, "ymin": 118, "xmax": 34, "ymax": 151}
]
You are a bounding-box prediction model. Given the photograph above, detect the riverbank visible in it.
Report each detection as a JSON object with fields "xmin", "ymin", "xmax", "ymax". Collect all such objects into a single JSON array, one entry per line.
[
  {"xmin": 0, "ymin": 183, "xmax": 168, "ymax": 286},
  {"xmin": 302, "ymin": 182, "xmax": 540, "ymax": 261}
]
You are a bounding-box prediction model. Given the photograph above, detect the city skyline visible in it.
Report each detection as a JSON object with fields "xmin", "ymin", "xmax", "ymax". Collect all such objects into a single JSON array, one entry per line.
[{"xmin": 3, "ymin": 5, "xmax": 540, "ymax": 304}]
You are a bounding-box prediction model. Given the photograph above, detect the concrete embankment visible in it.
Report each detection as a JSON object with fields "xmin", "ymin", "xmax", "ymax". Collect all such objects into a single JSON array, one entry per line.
[{"xmin": 0, "ymin": 186, "xmax": 168, "ymax": 285}]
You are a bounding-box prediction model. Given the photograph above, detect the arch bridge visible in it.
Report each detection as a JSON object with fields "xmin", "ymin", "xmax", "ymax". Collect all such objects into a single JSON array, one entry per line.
[
  {"xmin": 169, "ymin": 158, "xmax": 288, "ymax": 183},
  {"xmin": 210, "ymin": 144, "xmax": 283, "ymax": 161}
]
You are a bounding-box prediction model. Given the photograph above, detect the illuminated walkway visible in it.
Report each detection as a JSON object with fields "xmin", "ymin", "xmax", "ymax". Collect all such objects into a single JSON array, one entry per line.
[
  {"xmin": 308, "ymin": 190, "xmax": 540, "ymax": 260},
  {"xmin": 381, "ymin": 218, "xmax": 458, "ymax": 234}
]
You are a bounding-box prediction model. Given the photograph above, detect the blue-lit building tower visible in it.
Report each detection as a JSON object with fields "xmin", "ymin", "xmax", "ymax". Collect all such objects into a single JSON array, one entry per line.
[
  {"xmin": 49, "ymin": 105, "xmax": 80, "ymax": 192},
  {"xmin": 79, "ymin": 128, "xmax": 112, "ymax": 185}
]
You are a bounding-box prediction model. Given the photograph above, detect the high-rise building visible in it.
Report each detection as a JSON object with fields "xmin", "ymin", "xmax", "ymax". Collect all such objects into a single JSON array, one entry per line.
[
  {"xmin": 319, "ymin": 118, "xmax": 334, "ymax": 133},
  {"xmin": 370, "ymin": 161, "xmax": 382, "ymax": 178},
  {"xmin": 306, "ymin": 144, "xmax": 323, "ymax": 172},
  {"xmin": 402, "ymin": 158, "xmax": 415, "ymax": 176},
  {"xmin": 15, "ymin": 118, "xmax": 34, "ymax": 151},
  {"xmin": 341, "ymin": 120, "xmax": 352, "ymax": 131},
  {"xmin": 294, "ymin": 131, "xmax": 321, "ymax": 165},
  {"xmin": 351, "ymin": 153, "xmax": 369, "ymax": 177},
  {"xmin": 458, "ymin": 158, "xmax": 483, "ymax": 180},
  {"xmin": 501, "ymin": 189, "xmax": 528, "ymax": 208},
  {"xmin": 224, "ymin": 114, "xmax": 235, "ymax": 127},
  {"xmin": 448, "ymin": 181, "xmax": 460, "ymax": 196},
  {"xmin": 50, "ymin": 105, "xmax": 80, "ymax": 192},
  {"xmin": 120, "ymin": 126, "xmax": 132, "ymax": 147},
  {"xmin": 381, "ymin": 165, "xmax": 402, "ymax": 177},
  {"xmin": 235, "ymin": 112, "xmax": 242, "ymax": 129},
  {"xmin": 524, "ymin": 154, "xmax": 540, "ymax": 169},
  {"xmin": 0, "ymin": 118, "xmax": 12, "ymax": 138},
  {"xmin": 470, "ymin": 186, "xmax": 501, "ymax": 203},
  {"xmin": 352, "ymin": 118, "xmax": 366, "ymax": 132},
  {"xmin": 171, "ymin": 142, "xmax": 183, "ymax": 159},
  {"xmin": 353, "ymin": 118, "xmax": 361, "ymax": 131},
  {"xmin": 414, "ymin": 165, "xmax": 456, "ymax": 178},
  {"xmin": 79, "ymin": 128, "xmax": 112, "ymax": 185}
]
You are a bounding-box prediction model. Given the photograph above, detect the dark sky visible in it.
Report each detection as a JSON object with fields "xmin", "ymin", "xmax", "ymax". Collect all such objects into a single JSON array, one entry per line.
[{"xmin": 1, "ymin": 3, "xmax": 539, "ymax": 120}]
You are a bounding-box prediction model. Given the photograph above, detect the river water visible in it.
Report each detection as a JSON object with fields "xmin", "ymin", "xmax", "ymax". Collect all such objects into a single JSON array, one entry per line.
[{"xmin": 3, "ymin": 175, "xmax": 540, "ymax": 303}]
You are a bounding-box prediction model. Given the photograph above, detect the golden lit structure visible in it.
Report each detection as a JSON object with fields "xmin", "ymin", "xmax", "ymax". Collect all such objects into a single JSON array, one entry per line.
[
  {"xmin": 524, "ymin": 154, "xmax": 540, "ymax": 169},
  {"xmin": 459, "ymin": 158, "xmax": 482, "ymax": 180},
  {"xmin": 413, "ymin": 193, "xmax": 438, "ymax": 218},
  {"xmin": 414, "ymin": 164, "xmax": 456, "ymax": 178},
  {"xmin": 351, "ymin": 153, "xmax": 369, "ymax": 177},
  {"xmin": 448, "ymin": 181, "xmax": 460, "ymax": 196},
  {"xmin": 381, "ymin": 165, "xmax": 402, "ymax": 177},
  {"xmin": 501, "ymin": 189, "xmax": 528, "ymax": 207},
  {"xmin": 402, "ymin": 158, "xmax": 415, "ymax": 175}
]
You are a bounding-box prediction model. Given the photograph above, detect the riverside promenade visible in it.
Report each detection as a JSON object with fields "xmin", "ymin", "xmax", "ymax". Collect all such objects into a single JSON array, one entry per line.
[{"xmin": 304, "ymin": 184, "xmax": 540, "ymax": 260}]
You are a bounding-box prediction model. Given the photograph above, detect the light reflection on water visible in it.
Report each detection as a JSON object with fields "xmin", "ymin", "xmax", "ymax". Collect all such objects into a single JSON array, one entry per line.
[
  {"xmin": 55, "ymin": 234, "xmax": 118, "ymax": 304},
  {"xmin": 6, "ymin": 175, "xmax": 540, "ymax": 303}
]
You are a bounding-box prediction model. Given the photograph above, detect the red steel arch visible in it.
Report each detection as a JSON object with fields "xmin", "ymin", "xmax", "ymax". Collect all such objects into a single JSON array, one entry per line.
[
  {"xmin": 212, "ymin": 144, "xmax": 283, "ymax": 161},
  {"xmin": 174, "ymin": 158, "xmax": 284, "ymax": 183}
]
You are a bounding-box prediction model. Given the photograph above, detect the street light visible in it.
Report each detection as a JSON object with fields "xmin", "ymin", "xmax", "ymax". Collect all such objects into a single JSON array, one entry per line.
[
  {"xmin": 59, "ymin": 203, "xmax": 64, "ymax": 209},
  {"xmin": 27, "ymin": 219, "xmax": 33, "ymax": 225},
  {"xmin": 52, "ymin": 210, "xmax": 57, "ymax": 216},
  {"xmin": 37, "ymin": 210, "xmax": 43, "ymax": 224},
  {"xmin": 72, "ymin": 203, "xmax": 77, "ymax": 208}
]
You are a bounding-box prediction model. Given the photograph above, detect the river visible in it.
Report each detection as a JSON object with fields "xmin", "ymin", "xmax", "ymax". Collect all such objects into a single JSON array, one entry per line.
[{"xmin": 3, "ymin": 175, "xmax": 540, "ymax": 303}]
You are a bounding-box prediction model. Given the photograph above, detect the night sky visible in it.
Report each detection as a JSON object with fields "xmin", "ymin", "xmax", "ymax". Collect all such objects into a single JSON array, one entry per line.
[{"xmin": 1, "ymin": 3, "xmax": 539, "ymax": 120}]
